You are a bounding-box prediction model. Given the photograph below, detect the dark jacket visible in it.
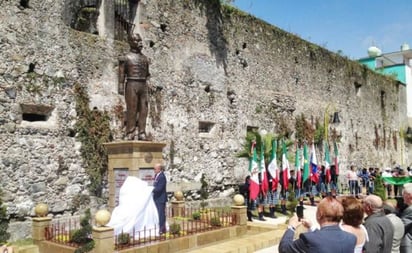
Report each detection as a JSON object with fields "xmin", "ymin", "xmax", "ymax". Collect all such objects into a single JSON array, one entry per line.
[
  {"xmin": 278, "ymin": 224, "xmax": 356, "ymax": 253},
  {"xmin": 153, "ymin": 171, "xmax": 167, "ymax": 204}
]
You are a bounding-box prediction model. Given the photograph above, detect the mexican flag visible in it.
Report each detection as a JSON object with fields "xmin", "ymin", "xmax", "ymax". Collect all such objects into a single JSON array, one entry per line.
[
  {"xmin": 260, "ymin": 142, "xmax": 269, "ymax": 194},
  {"xmin": 295, "ymin": 145, "xmax": 302, "ymax": 188},
  {"xmin": 267, "ymin": 140, "xmax": 279, "ymax": 191},
  {"xmin": 324, "ymin": 141, "xmax": 331, "ymax": 183},
  {"xmin": 303, "ymin": 143, "xmax": 310, "ymax": 183},
  {"xmin": 248, "ymin": 141, "xmax": 260, "ymax": 200},
  {"xmin": 333, "ymin": 141, "xmax": 339, "ymax": 175},
  {"xmin": 282, "ymin": 141, "xmax": 290, "ymax": 190}
]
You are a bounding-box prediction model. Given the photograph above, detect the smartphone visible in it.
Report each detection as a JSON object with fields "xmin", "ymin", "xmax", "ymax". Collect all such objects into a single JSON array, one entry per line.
[{"xmin": 296, "ymin": 206, "xmax": 304, "ymax": 221}]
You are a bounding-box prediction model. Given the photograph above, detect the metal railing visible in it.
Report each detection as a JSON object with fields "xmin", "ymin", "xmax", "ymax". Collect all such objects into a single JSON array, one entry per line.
[
  {"xmin": 43, "ymin": 206, "xmax": 237, "ymax": 250},
  {"xmin": 114, "ymin": 0, "xmax": 135, "ymax": 41}
]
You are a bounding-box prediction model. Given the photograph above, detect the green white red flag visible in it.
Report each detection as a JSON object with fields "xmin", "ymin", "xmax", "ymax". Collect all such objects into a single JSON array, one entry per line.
[
  {"xmin": 282, "ymin": 141, "xmax": 290, "ymax": 190},
  {"xmin": 248, "ymin": 141, "xmax": 260, "ymax": 200},
  {"xmin": 267, "ymin": 140, "xmax": 279, "ymax": 191},
  {"xmin": 295, "ymin": 144, "xmax": 302, "ymax": 188},
  {"xmin": 260, "ymin": 142, "xmax": 269, "ymax": 194}
]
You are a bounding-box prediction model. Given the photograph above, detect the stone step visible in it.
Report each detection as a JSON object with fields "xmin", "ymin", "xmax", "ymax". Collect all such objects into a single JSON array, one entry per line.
[
  {"xmin": 180, "ymin": 223, "xmax": 286, "ymax": 253},
  {"xmin": 11, "ymin": 245, "xmax": 39, "ymax": 253}
]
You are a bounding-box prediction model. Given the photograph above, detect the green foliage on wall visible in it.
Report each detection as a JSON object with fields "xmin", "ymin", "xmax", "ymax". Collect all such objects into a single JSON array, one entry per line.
[
  {"xmin": 74, "ymin": 83, "xmax": 113, "ymax": 197},
  {"xmin": 0, "ymin": 189, "xmax": 10, "ymax": 244},
  {"xmin": 313, "ymin": 118, "xmax": 324, "ymax": 145},
  {"xmin": 295, "ymin": 113, "xmax": 315, "ymax": 145}
]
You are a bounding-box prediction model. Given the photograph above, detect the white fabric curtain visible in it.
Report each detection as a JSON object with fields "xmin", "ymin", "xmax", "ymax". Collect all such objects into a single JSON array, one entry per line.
[{"xmin": 107, "ymin": 176, "xmax": 159, "ymax": 236}]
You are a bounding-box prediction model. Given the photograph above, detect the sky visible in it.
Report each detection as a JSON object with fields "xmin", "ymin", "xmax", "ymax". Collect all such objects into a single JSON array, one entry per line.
[{"xmin": 232, "ymin": 0, "xmax": 412, "ymax": 59}]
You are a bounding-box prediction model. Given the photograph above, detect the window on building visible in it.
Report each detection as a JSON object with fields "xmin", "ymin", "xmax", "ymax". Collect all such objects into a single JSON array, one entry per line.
[
  {"xmin": 199, "ymin": 121, "xmax": 215, "ymax": 133},
  {"xmin": 21, "ymin": 104, "xmax": 54, "ymax": 122}
]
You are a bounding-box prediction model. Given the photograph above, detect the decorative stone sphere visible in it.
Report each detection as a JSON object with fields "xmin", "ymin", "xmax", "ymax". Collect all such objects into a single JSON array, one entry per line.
[
  {"xmin": 233, "ymin": 194, "xmax": 245, "ymax": 206},
  {"xmin": 95, "ymin": 209, "xmax": 111, "ymax": 227},
  {"xmin": 34, "ymin": 203, "xmax": 48, "ymax": 217},
  {"xmin": 174, "ymin": 191, "xmax": 184, "ymax": 201}
]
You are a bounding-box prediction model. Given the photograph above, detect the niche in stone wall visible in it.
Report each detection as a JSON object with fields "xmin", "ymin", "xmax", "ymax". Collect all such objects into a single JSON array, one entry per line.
[
  {"xmin": 63, "ymin": 0, "xmax": 101, "ymax": 35},
  {"xmin": 354, "ymin": 82, "xmax": 362, "ymax": 97},
  {"xmin": 246, "ymin": 126, "xmax": 259, "ymax": 133},
  {"xmin": 199, "ymin": 121, "xmax": 215, "ymax": 138},
  {"xmin": 20, "ymin": 104, "xmax": 56, "ymax": 128}
]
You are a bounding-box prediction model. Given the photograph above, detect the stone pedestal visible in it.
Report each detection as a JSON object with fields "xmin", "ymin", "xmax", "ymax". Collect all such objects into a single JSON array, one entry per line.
[
  {"xmin": 32, "ymin": 217, "xmax": 52, "ymax": 244},
  {"xmin": 104, "ymin": 141, "xmax": 166, "ymax": 210},
  {"xmin": 92, "ymin": 226, "xmax": 114, "ymax": 253},
  {"xmin": 171, "ymin": 200, "xmax": 185, "ymax": 217},
  {"xmin": 231, "ymin": 206, "xmax": 247, "ymax": 226}
]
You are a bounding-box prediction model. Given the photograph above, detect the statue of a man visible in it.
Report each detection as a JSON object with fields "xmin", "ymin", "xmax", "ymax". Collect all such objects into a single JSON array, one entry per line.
[{"xmin": 118, "ymin": 33, "xmax": 150, "ymax": 140}]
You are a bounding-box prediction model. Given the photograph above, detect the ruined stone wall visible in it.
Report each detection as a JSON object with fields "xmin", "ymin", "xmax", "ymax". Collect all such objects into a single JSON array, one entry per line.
[{"xmin": 0, "ymin": 0, "xmax": 407, "ymax": 239}]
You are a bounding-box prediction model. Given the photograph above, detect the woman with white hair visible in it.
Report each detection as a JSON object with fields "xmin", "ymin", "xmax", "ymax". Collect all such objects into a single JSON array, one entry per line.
[{"xmin": 400, "ymin": 183, "xmax": 412, "ymax": 253}]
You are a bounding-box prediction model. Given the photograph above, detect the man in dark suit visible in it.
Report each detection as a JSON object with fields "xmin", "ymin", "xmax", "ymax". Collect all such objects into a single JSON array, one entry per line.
[
  {"xmin": 278, "ymin": 196, "xmax": 356, "ymax": 253},
  {"xmin": 153, "ymin": 164, "xmax": 167, "ymax": 234}
]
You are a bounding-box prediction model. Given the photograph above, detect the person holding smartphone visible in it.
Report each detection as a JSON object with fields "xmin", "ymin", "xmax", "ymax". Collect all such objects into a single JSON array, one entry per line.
[{"xmin": 279, "ymin": 197, "xmax": 356, "ymax": 253}]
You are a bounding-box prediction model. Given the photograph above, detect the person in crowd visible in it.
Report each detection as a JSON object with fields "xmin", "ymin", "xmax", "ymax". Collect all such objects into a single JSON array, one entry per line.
[
  {"xmin": 362, "ymin": 194, "xmax": 394, "ymax": 253},
  {"xmin": 278, "ymin": 196, "xmax": 356, "ymax": 253},
  {"xmin": 382, "ymin": 168, "xmax": 393, "ymax": 198},
  {"xmin": 288, "ymin": 170, "xmax": 298, "ymax": 199},
  {"xmin": 319, "ymin": 165, "xmax": 327, "ymax": 198},
  {"xmin": 240, "ymin": 175, "xmax": 254, "ymax": 222},
  {"xmin": 340, "ymin": 196, "xmax": 369, "ymax": 253},
  {"xmin": 330, "ymin": 165, "xmax": 338, "ymax": 194},
  {"xmin": 359, "ymin": 168, "xmax": 370, "ymax": 195},
  {"xmin": 256, "ymin": 172, "xmax": 267, "ymax": 221},
  {"xmin": 368, "ymin": 167, "xmax": 376, "ymax": 195},
  {"xmin": 393, "ymin": 166, "xmax": 401, "ymax": 198},
  {"xmin": 256, "ymin": 190, "xmax": 266, "ymax": 221},
  {"xmin": 400, "ymin": 183, "xmax": 412, "ymax": 253},
  {"xmin": 383, "ymin": 201, "xmax": 404, "ymax": 253},
  {"xmin": 267, "ymin": 173, "xmax": 279, "ymax": 218},
  {"xmin": 152, "ymin": 163, "xmax": 167, "ymax": 235},
  {"xmin": 347, "ymin": 165, "xmax": 359, "ymax": 197},
  {"xmin": 407, "ymin": 167, "xmax": 412, "ymax": 176}
]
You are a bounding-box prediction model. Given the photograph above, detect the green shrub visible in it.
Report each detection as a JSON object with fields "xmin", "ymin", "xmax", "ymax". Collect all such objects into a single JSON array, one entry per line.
[
  {"xmin": 117, "ymin": 233, "xmax": 130, "ymax": 245},
  {"xmin": 71, "ymin": 209, "xmax": 94, "ymax": 253},
  {"xmin": 169, "ymin": 223, "xmax": 181, "ymax": 235},
  {"xmin": 192, "ymin": 211, "xmax": 201, "ymax": 220},
  {"xmin": 210, "ymin": 217, "xmax": 221, "ymax": 227}
]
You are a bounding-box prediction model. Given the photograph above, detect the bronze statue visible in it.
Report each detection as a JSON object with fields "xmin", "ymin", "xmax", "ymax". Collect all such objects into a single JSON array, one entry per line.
[{"xmin": 118, "ymin": 33, "xmax": 150, "ymax": 140}]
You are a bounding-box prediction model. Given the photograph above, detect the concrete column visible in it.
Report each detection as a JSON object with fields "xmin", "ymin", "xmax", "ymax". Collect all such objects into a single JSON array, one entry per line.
[
  {"xmin": 92, "ymin": 226, "xmax": 114, "ymax": 253},
  {"xmin": 171, "ymin": 200, "xmax": 185, "ymax": 217},
  {"xmin": 32, "ymin": 217, "xmax": 52, "ymax": 244},
  {"xmin": 231, "ymin": 206, "xmax": 247, "ymax": 226}
]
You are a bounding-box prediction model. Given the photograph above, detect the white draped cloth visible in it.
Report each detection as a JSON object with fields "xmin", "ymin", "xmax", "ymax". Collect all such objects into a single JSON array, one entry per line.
[{"xmin": 107, "ymin": 176, "xmax": 159, "ymax": 236}]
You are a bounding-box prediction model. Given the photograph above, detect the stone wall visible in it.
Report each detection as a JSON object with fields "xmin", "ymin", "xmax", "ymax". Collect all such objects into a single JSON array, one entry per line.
[{"xmin": 0, "ymin": 0, "xmax": 408, "ymax": 240}]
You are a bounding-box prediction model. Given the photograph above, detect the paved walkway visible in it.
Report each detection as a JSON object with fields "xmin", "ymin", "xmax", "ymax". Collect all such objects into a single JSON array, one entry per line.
[{"xmin": 254, "ymin": 205, "xmax": 318, "ymax": 253}]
